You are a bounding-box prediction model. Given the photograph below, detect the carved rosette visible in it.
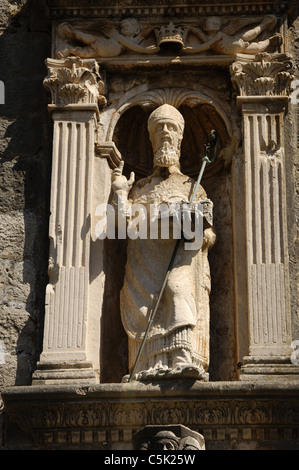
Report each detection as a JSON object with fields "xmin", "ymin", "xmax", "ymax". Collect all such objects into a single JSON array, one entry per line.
[
  {"xmin": 230, "ymin": 53, "xmax": 294, "ymax": 98},
  {"xmin": 44, "ymin": 57, "xmax": 106, "ymax": 108}
]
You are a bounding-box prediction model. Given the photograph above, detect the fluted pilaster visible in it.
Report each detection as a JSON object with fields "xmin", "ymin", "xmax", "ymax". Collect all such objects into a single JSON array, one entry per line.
[
  {"xmin": 32, "ymin": 58, "xmax": 106, "ymax": 384},
  {"xmin": 230, "ymin": 53, "xmax": 299, "ymax": 380}
]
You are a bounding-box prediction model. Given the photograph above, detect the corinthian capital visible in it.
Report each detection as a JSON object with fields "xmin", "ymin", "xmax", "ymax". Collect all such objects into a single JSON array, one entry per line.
[
  {"xmin": 230, "ymin": 53, "xmax": 294, "ymax": 98},
  {"xmin": 44, "ymin": 57, "xmax": 106, "ymax": 108}
]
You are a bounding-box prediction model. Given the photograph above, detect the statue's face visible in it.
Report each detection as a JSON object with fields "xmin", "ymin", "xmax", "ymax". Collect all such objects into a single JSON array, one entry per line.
[
  {"xmin": 152, "ymin": 120, "xmax": 180, "ymax": 147},
  {"xmin": 150, "ymin": 118, "xmax": 182, "ymax": 168}
]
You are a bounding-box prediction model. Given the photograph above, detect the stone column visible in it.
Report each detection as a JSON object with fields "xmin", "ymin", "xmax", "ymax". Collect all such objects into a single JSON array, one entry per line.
[
  {"xmin": 32, "ymin": 58, "xmax": 106, "ymax": 384},
  {"xmin": 230, "ymin": 53, "xmax": 299, "ymax": 380}
]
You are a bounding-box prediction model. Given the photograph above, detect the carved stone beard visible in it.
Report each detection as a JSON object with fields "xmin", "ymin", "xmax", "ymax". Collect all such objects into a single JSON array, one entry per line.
[{"xmin": 153, "ymin": 141, "xmax": 180, "ymax": 168}]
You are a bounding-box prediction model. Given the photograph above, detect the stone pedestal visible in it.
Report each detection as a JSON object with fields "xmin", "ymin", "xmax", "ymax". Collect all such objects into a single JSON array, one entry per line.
[
  {"xmin": 32, "ymin": 58, "xmax": 106, "ymax": 384},
  {"xmin": 2, "ymin": 382, "xmax": 299, "ymax": 450}
]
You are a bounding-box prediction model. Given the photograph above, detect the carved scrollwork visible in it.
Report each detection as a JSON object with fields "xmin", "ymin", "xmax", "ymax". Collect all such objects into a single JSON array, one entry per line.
[
  {"xmin": 43, "ymin": 405, "xmax": 65, "ymax": 428},
  {"xmin": 67, "ymin": 404, "xmax": 107, "ymax": 427},
  {"xmin": 149, "ymin": 402, "xmax": 190, "ymax": 426},
  {"xmin": 236, "ymin": 401, "xmax": 273, "ymax": 425},
  {"xmin": 194, "ymin": 401, "xmax": 230, "ymax": 425},
  {"xmin": 4, "ymin": 394, "xmax": 299, "ymax": 448},
  {"xmin": 275, "ymin": 401, "xmax": 299, "ymax": 425},
  {"xmin": 110, "ymin": 403, "xmax": 145, "ymax": 427}
]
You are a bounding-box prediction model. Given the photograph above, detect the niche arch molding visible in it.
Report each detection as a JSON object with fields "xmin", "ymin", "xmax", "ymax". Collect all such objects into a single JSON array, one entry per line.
[{"xmin": 98, "ymin": 87, "xmax": 235, "ymax": 181}]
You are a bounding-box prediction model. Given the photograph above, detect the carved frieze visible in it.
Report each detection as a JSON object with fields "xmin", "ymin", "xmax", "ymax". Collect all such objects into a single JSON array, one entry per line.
[
  {"xmin": 7, "ymin": 398, "xmax": 299, "ymax": 430},
  {"xmin": 54, "ymin": 15, "xmax": 281, "ymax": 61},
  {"xmin": 3, "ymin": 384, "xmax": 299, "ymax": 448}
]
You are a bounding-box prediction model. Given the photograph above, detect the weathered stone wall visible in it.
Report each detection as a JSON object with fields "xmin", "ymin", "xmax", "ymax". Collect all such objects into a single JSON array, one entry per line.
[{"xmin": 0, "ymin": 0, "xmax": 52, "ymax": 446}]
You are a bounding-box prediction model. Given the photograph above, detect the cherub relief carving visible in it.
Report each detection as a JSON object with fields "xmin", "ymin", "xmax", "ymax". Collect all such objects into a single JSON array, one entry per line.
[
  {"xmin": 183, "ymin": 15, "xmax": 281, "ymax": 55},
  {"xmin": 56, "ymin": 15, "xmax": 281, "ymax": 59},
  {"xmin": 56, "ymin": 18, "xmax": 159, "ymax": 58}
]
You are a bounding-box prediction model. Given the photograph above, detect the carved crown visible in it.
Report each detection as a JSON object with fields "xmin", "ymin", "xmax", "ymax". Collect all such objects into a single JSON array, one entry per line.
[{"xmin": 155, "ymin": 21, "xmax": 187, "ymax": 48}]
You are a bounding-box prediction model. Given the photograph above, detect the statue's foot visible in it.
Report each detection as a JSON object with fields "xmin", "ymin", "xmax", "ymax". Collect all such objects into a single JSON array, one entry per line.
[
  {"xmin": 137, "ymin": 365, "xmax": 170, "ymax": 381},
  {"xmin": 168, "ymin": 364, "xmax": 209, "ymax": 381},
  {"xmin": 122, "ymin": 364, "xmax": 208, "ymax": 382},
  {"xmin": 123, "ymin": 364, "xmax": 172, "ymax": 382}
]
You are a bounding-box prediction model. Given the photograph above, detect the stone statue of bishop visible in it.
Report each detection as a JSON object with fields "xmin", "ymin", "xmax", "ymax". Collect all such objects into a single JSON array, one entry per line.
[{"xmin": 111, "ymin": 104, "xmax": 216, "ymax": 381}]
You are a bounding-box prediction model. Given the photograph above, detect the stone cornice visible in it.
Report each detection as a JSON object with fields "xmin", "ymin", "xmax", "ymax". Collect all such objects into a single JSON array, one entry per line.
[
  {"xmin": 98, "ymin": 54, "xmax": 235, "ymax": 72},
  {"xmin": 3, "ymin": 381, "xmax": 299, "ymax": 448},
  {"xmin": 4, "ymin": 380, "xmax": 299, "ymax": 399},
  {"xmin": 49, "ymin": 1, "xmax": 291, "ymax": 19}
]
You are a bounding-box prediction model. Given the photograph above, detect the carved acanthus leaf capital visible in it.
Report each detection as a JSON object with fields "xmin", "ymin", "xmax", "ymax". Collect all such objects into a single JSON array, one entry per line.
[
  {"xmin": 230, "ymin": 53, "xmax": 294, "ymax": 98},
  {"xmin": 44, "ymin": 57, "xmax": 106, "ymax": 108}
]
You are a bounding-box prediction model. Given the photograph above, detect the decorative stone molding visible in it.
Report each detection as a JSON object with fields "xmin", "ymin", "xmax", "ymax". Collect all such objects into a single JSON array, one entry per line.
[
  {"xmin": 3, "ymin": 382, "xmax": 299, "ymax": 449},
  {"xmin": 95, "ymin": 141, "xmax": 122, "ymax": 169},
  {"xmin": 49, "ymin": 0, "xmax": 290, "ymax": 19}
]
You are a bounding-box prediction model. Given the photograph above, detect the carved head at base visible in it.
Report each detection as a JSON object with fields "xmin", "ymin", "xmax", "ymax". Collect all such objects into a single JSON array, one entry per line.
[{"xmin": 132, "ymin": 425, "xmax": 205, "ymax": 451}]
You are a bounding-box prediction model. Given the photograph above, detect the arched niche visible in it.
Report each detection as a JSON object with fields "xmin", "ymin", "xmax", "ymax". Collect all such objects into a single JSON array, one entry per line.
[
  {"xmin": 112, "ymin": 102, "xmax": 231, "ymax": 182},
  {"xmin": 100, "ymin": 92, "xmax": 238, "ymax": 383}
]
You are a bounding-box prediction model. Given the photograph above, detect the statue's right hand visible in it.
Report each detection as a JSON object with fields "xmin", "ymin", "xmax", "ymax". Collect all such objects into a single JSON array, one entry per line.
[{"xmin": 112, "ymin": 161, "xmax": 135, "ymax": 194}]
